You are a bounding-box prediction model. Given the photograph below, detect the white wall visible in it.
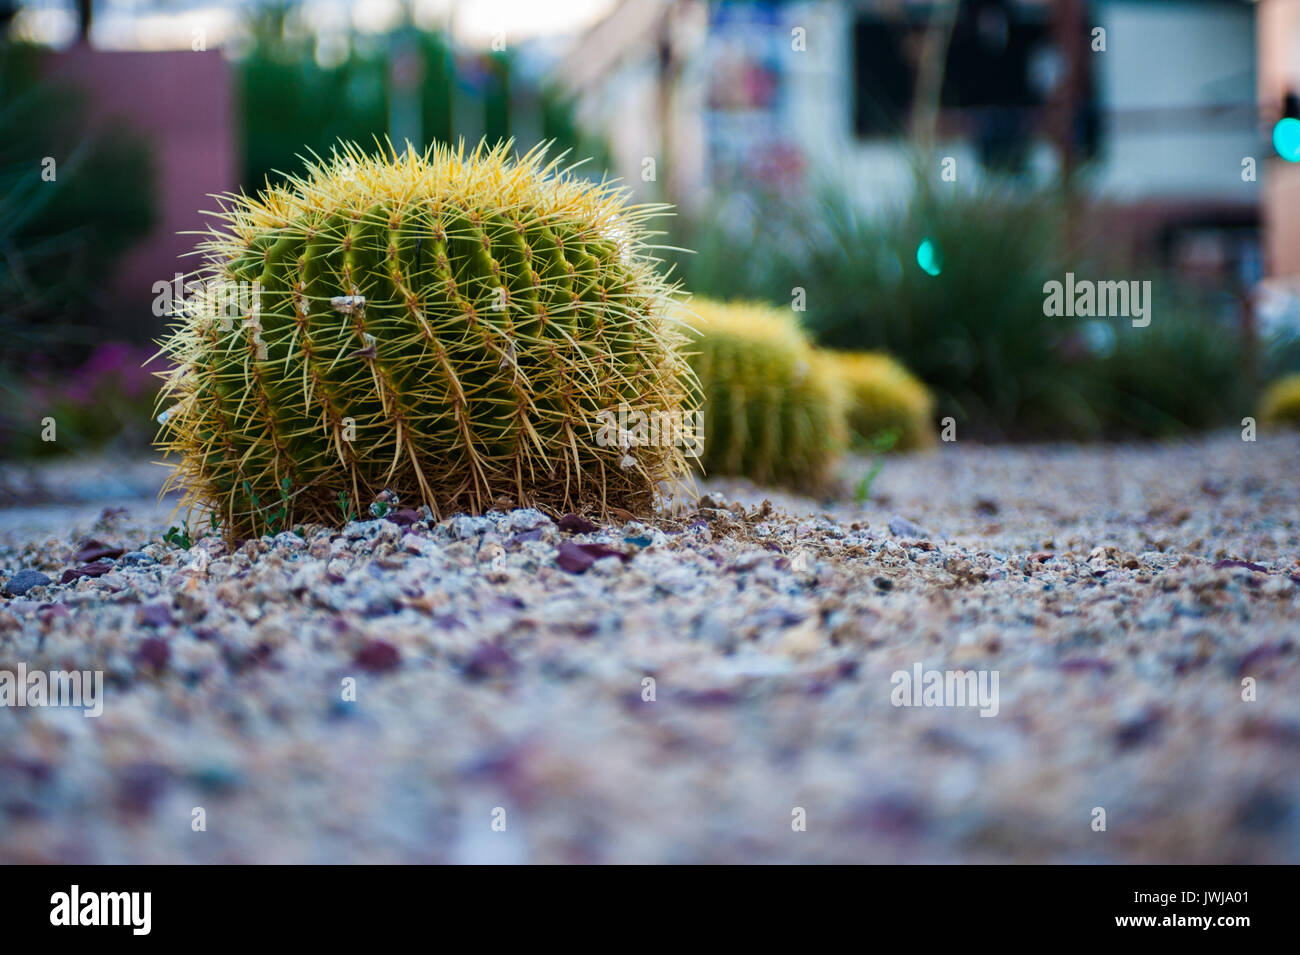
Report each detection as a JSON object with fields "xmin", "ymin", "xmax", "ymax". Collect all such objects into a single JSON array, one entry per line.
[
  {"xmin": 784, "ymin": 1, "xmax": 920, "ymax": 212},
  {"xmin": 570, "ymin": 0, "xmax": 1260, "ymax": 212},
  {"xmin": 790, "ymin": 0, "xmax": 1259, "ymax": 207},
  {"xmin": 1088, "ymin": 0, "xmax": 1258, "ymax": 201}
]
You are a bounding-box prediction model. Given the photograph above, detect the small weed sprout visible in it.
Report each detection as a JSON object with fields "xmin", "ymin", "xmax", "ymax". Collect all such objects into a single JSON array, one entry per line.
[
  {"xmin": 238, "ymin": 477, "xmax": 294, "ymax": 536},
  {"xmin": 854, "ymin": 428, "xmax": 900, "ymax": 503},
  {"xmin": 163, "ymin": 525, "xmax": 193, "ymax": 549}
]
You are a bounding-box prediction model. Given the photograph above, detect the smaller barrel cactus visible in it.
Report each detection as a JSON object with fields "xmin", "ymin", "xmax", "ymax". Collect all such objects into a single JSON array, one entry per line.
[
  {"xmin": 825, "ymin": 351, "xmax": 935, "ymax": 450},
  {"xmin": 685, "ymin": 299, "xmax": 847, "ymax": 491},
  {"xmin": 1260, "ymin": 374, "xmax": 1300, "ymax": 429}
]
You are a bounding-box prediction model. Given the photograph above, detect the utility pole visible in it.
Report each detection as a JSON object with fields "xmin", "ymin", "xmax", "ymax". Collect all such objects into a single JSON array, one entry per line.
[
  {"xmin": 75, "ymin": 0, "xmax": 93, "ymax": 46},
  {"xmin": 1050, "ymin": 0, "xmax": 1087, "ymax": 254}
]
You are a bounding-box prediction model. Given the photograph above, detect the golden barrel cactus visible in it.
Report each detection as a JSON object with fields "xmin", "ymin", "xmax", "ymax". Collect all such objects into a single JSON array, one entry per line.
[
  {"xmin": 156, "ymin": 141, "xmax": 694, "ymax": 537},
  {"xmin": 825, "ymin": 350, "xmax": 935, "ymax": 450},
  {"xmin": 685, "ymin": 299, "xmax": 847, "ymax": 491},
  {"xmin": 1260, "ymin": 374, "xmax": 1300, "ymax": 429}
]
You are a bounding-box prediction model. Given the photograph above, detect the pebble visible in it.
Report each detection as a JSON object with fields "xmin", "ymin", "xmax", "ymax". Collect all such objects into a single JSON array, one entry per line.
[
  {"xmin": 556, "ymin": 513, "xmax": 599, "ymax": 534},
  {"xmin": 450, "ymin": 515, "xmax": 493, "ymax": 539},
  {"xmin": 344, "ymin": 520, "xmax": 390, "ymax": 541},
  {"xmin": 888, "ymin": 515, "xmax": 926, "ymax": 538},
  {"xmin": 135, "ymin": 637, "xmax": 171, "ymax": 670},
  {"xmin": 2, "ymin": 569, "xmax": 52, "ymax": 596},
  {"xmin": 272, "ymin": 531, "xmax": 305, "ymax": 550},
  {"xmin": 355, "ymin": 639, "xmax": 401, "ymax": 672}
]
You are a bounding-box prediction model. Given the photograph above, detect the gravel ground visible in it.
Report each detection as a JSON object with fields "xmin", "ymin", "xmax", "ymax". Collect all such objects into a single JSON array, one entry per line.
[{"xmin": 1, "ymin": 431, "xmax": 1297, "ymax": 864}]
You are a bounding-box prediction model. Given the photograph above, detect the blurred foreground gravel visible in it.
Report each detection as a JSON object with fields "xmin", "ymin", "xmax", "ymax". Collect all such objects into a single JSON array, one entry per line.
[{"xmin": 1, "ymin": 431, "xmax": 1297, "ymax": 863}]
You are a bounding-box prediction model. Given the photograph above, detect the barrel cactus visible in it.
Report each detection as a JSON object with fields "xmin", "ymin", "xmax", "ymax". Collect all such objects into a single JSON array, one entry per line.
[
  {"xmin": 685, "ymin": 299, "xmax": 847, "ymax": 491},
  {"xmin": 825, "ymin": 350, "xmax": 935, "ymax": 450},
  {"xmin": 1260, "ymin": 374, "xmax": 1300, "ymax": 429},
  {"xmin": 156, "ymin": 141, "xmax": 694, "ymax": 537}
]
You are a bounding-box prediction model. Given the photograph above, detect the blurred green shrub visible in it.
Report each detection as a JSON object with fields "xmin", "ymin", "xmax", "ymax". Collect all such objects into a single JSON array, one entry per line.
[
  {"xmin": 1259, "ymin": 292, "xmax": 1300, "ymax": 384},
  {"xmin": 675, "ymin": 180, "xmax": 1251, "ymax": 440},
  {"xmin": 0, "ymin": 44, "xmax": 156, "ymax": 371},
  {"xmin": 238, "ymin": 4, "xmax": 391, "ymax": 192},
  {"xmin": 1075, "ymin": 293, "xmax": 1251, "ymax": 438},
  {"xmin": 0, "ymin": 342, "xmax": 160, "ymax": 458},
  {"xmin": 238, "ymin": 5, "xmax": 609, "ymax": 192}
]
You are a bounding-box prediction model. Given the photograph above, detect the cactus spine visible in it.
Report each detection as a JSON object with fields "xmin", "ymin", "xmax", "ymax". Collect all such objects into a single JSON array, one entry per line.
[{"xmin": 156, "ymin": 141, "xmax": 694, "ymax": 537}]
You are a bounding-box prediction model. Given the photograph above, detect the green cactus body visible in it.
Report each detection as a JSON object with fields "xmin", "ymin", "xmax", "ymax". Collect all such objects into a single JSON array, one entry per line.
[
  {"xmin": 685, "ymin": 299, "xmax": 847, "ymax": 491},
  {"xmin": 1260, "ymin": 374, "xmax": 1300, "ymax": 429},
  {"xmin": 826, "ymin": 351, "xmax": 935, "ymax": 450},
  {"xmin": 157, "ymin": 142, "xmax": 694, "ymax": 537}
]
